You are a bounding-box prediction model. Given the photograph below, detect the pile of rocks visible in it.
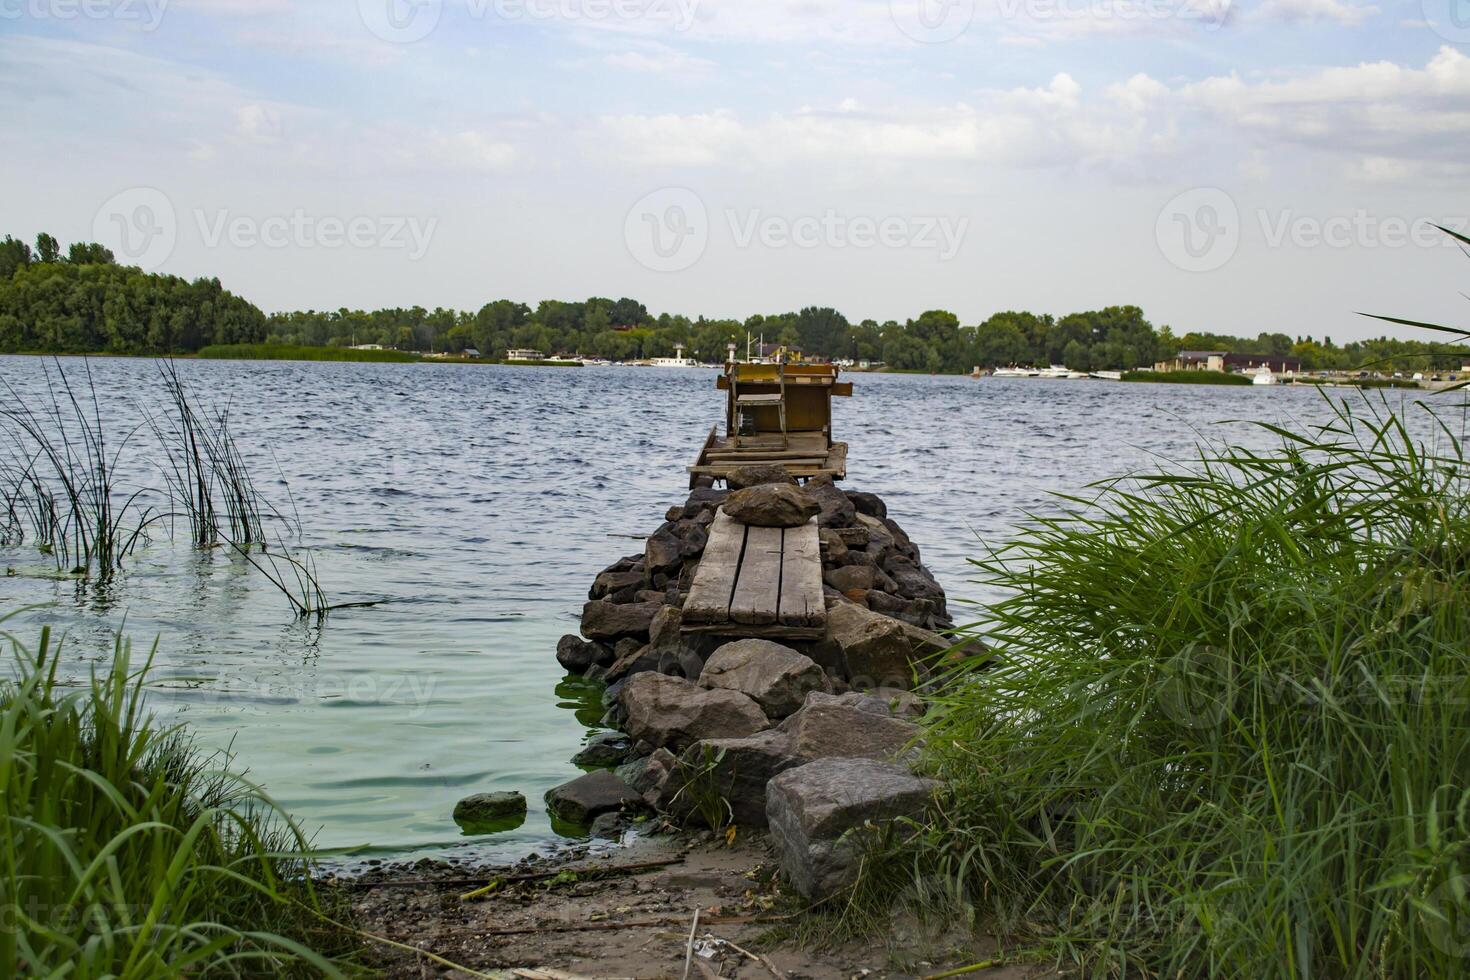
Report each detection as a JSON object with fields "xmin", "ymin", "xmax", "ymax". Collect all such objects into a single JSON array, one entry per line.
[{"xmin": 545, "ymin": 466, "xmax": 964, "ymax": 898}]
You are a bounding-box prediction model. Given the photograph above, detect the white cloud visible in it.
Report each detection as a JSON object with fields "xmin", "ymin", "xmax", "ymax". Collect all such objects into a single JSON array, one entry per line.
[{"xmin": 1253, "ymin": 0, "xmax": 1377, "ymax": 24}]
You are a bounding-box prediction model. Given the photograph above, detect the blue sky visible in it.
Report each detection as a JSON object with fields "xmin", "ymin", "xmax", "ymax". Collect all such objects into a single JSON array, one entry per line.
[{"xmin": 2, "ymin": 0, "xmax": 1467, "ymax": 340}]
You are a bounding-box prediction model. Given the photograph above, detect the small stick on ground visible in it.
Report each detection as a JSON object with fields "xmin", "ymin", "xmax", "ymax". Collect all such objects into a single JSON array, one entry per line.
[
  {"xmin": 682, "ymin": 907, "xmax": 701, "ymax": 980},
  {"xmin": 716, "ymin": 935, "xmax": 785, "ymax": 979}
]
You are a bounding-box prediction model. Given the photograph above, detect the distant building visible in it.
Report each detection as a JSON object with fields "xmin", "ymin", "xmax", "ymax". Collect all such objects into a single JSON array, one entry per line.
[
  {"xmin": 506, "ymin": 348, "xmax": 543, "ymax": 362},
  {"xmin": 1155, "ymin": 350, "xmax": 1302, "ymax": 375},
  {"xmin": 462, "ymin": 347, "xmax": 482, "ymax": 358},
  {"xmin": 350, "ymin": 343, "xmax": 384, "ymax": 351}
]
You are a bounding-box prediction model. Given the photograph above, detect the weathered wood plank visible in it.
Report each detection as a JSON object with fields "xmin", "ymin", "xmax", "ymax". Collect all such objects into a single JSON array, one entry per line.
[
  {"xmin": 682, "ymin": 510, "xmax": 746, "ymax": 625},
  {"xmin": 777, "ymin": 521, "xmax": 826, "ymax": 627},
  {"xmin": 728, "ymin": 525, "xmax": 783, "ymax": 625},
  {"xmin": 680, "ymin": 622, "xmax": 828, "ymax": 640}
]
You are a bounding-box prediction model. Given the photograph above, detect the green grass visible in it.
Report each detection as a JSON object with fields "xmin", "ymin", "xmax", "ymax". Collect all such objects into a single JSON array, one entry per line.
[
  {"xmin": 196, "ymin": 344, "xmax": 420, "ymax": 363},
  {"xmin": 1, "ymin": 624, "xmax": 359, "ymax": 976},
  {"xmin": 864, "ymin": 395, "xmax": 1470, "ymax": 977},
  {"xmin": 1122, "ymin": 369, "xmax": 1252, "ymax": 385}
]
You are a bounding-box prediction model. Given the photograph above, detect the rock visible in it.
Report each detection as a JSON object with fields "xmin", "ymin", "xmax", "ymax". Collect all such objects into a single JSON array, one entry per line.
[
  {"xmin": 647, "ymin": 604, "xmax": 707, "ymax": 679},
  {"xmin": 778, "ymin": 698, "xmax": 921, "ymax": 762},
  {"xmin": 823, "ymin": 601, "xmax": 948, "ymax": 690},
  {"xmin": 845, "ymin": 491, "xmax": 887, "ymax": 519},
  {"xmin": 721, "ymin": 484, "xmax": 819, "ymax": 528},
  {"xmin": 766, "ymin": 758, "xmax": 939, "ymax": 898},
  {"xmin": 801, "ymin": 689, "xmax": 924, "ymax": 720},
  {"xmin": 645, "ymin": 527, "xmax": 685, "ymax": 574},
  {"xmin": 556, "ymin": 634, "xmax": 612, "ymax": 674},
  {"xmin": 692, "ymin": 474, "xmax": 716, "ymax": 489},
  {"xmin": 726, "ymin": 463, "xmax": 796, "ymax": 490},
  {"xmin": 581, "ymin": 600, "xmax": 662, "ymax": 641},
  {"xmin": 648, "ymin": 604, "xmax": 682, "ymax": 649},
  {"xmin": 818, "ymin": 528, "xmax": 849, "ymax": 564},
  {"xmin": 544, "ymin": 770, "xmax": 642, "ymax": 826},
  {"xmin": 681, "ymin": 487, "xmax": 728, "ymax": 519},
  {"xmin": 616, "ymin": 746, "xmax": 678, "ymax": 804},
  {"xmin": 836, "ymin": 526, "xmax": 870, "ymax": 549},
  {"xmin": 698, "ymin": 639, "xmax": 831, "ymax": 720},
  {"xmin": 604, "ymin": 643, "xmax": 661, "ymax": 684},
  {"xmin": 573, "ymin": 730, "xmax": 633, "ymax": 768},
  {"xmin": 589, "ymin": 811, "xmax": 627, "ymax": 839},
  {"xmin": 823, "ymin": 565, "xmax": 875, "ymax": 593},
  {"xmin": 856, "ymin": 513, "xmax": 895, "ymax": 552},
  {"xmin": 590, "ymin": 569, "xmax": 644, "ymax": 601},
  {"xmin": 620, "ymin": 673, "xmax": 769, "ymax": 751},
  {"xmin": 676, "ymin": 730, "xmax": 804, "ymax": 826},
  {"xmin": 453, "ymin": 791, "xmax": 527, "ymax": 830},
  {"xmin": 805, "ymin": 475, "xmax": 856, "ymax": 528},
  {"xmin": 883, "ymin": 554, "xmax": 947, "ymax": 605},
  {"xmin": 881, "ymin": 517, "xmax": 921, "ymax": 562}
]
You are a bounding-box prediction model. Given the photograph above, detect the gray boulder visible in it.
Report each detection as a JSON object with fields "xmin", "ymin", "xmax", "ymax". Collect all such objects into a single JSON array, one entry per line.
[
  {"xmin": 453, "ymin": 791, "xmax": 527, "ymax": 832},
  {"xmin": 824, "ymin": 564, "xmax": 875, "ymax": 594},
  {"xmin": 544, "ymin": 770, "xmax": 642, "ymax": 826},
  {"xmin": 805, "ymin": 475, "xmax": 856, "ymax": 528},
  {"xmin": 604, "ymin": 643, "xmax": 661, "ymax": 684},
  {"xmin": 616, "ymin": 746, "xmax": 678, "ymax": 807},
  {"xmin": 698, "ymin": 639, "xmax": 830, "ymax": 719},
  {"xmin": 645, "ymin": 527, "xmax": 685, "ymax": 574},
  {"xmin": 673, "ymin": 730, "xmax": 805, "ymax": 826},
  {"xmin": 581, "ymin": 600, "xmax": 663, "ymax": 641},
  {"xmin": 801, "ymin": 689, "xmax": 924, "ymax": 720},
  {"xmin": 590, "ymin": 569, "xmax": 644, "ymax": 602},
  {"xmin": 766, "ymin": 758, "xmax": 939, "ymax": 898},
  {"xmin": 823, "ymin": 600, "xmax": 949, "ymax": 690},
  {"xmin": 556, "ymin": 634, "xmax": 612, "ymax": 673},
  {"xmin": 572, "ymin": 730, "xmax": 633, "ymax": 768},
  {"xmin": 726, "ymin": 463, "xmax": 796, "ymax": 490},
  {"xmin": 619, "ymin": 673, "xmax": 769, "ymax": 751},
  {"xmin": 721, "ymin": 484, "xmax": 819, "ymax": 528},
  {"xmin": 845, "ymin": 490, "xmax": 887, "ymax": 519},
  {"xmin": 818, "ymin": 528, "xmax": 849, "ymax": 564},
  {"xmin": 779, "ymin": 697, "xmax": 921, "ymax": 762}
]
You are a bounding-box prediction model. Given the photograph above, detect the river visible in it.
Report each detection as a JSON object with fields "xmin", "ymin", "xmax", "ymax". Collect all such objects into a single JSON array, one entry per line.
[{"xmin": 0, "ymin": 357, "xmax": 1439, "ymax": 858}]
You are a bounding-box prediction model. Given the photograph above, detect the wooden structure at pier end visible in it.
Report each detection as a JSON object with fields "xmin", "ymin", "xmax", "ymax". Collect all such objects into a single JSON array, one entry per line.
[
  {"xmin": 688, "ymin": 363, "xmax": 851, "ymax": 489},
  {"xmin": 682, "ymin": 363, "xmax": 852, "ymax": 640}
]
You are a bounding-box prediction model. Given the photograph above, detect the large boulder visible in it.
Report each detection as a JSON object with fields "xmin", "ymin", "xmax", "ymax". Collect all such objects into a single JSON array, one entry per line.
[
  {"xmin": 722, "ymin": 485, "xmax": 819, "ymax": 528},
  {"xmin": 778, "ymin": 697, "xmax": 921, "ymax": 762},
  {"xmin": 604, "ymin": 643, "xmax": 661, "ymax": 684},
  {"xmin": 883, "ymin": 554, "xmax": 947, "ymax": 605},
  {"xmin": 544, "ymin": 770, "xmax": 643, "ymax": 826},
  {"xmin": 680, "ymin": 487, "xmax": 729, "ymax": 519},
  {"xmin": 805, "ymin": 475, "xmax": 856, "ymax": 528},
  {"xmin": 824, "ymin": 564, "xmax": 875, "ymax": 594},
  {"xmin": 589, "ymin": 568, "xmax": 644, "ymax": 602},
  {"xmin": 453, "ymin": 791, "xmax": 527, "ymax": 833},
  {"xmin": 616, "ymin": 746, "xmax": 679, "ymax": 807},
  {"xmin": 726, "ymin": 463, "xmax": 797, "ymax": 490},
  {"xmin": 572, "ymin": 730, "xmax": 633, "ymax": 768},
  {"xmin": 647, "ymin": 604, "xmax": 709, "ymax": 679},
  {"xmin": 673, "ymin": 730, "xmax": 805, "ymax": 826},
  {"xmin": 766, "ymin": 758, "xmax": 939, "ymax": 898},
  {"xmin": 556, "ymin": 634, "xmax": 613, "ymax": 674},
  {"xmin": 698, "ymin": 639, "xmax": 831, "ymax": 719},
  {"xmin": 800, "ymin": 689, "xmax": 924, "ymax": 721},
  {"xmin": 645, "ymin": 527, "xmax": 685, "ymax": 574},
  {"xmin": 581, "ymin": 600, "xmax": 663, "ymax": 641},
  {"xmin": 619, "ymin": 673, "xmax": 769, "ymax": 751},
  {"xmin": 821, "ymin": 600, "xmax": 949, "ymax": 689},
  {"xmin": 844, "ymin": 490, "xmax": 887, "ymax": 519}
]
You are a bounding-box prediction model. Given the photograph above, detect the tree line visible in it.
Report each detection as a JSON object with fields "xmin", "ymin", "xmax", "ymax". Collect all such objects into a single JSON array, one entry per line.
[
  {"xmin": 1, "ymin": 231, "xmax": 1460, "ymax": 372},
  {"xmin": 0, "ymin": 234, "xmax": 266, "ymax": 354}
]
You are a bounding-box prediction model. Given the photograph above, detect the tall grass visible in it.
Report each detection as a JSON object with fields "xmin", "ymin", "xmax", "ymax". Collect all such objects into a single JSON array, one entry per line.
[
  {"xmin": 0, "ymin": 623, "xmax": 358, "ymax": 976},
  {"xmin": 882, "ymin": 395, "xmax": 1470, "ymax": 977}
]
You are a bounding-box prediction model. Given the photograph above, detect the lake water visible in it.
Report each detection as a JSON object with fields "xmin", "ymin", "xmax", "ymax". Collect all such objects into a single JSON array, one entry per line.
[{"xmin": 0, "ymin": 358, "xmax": 1438, "ymax": 858}]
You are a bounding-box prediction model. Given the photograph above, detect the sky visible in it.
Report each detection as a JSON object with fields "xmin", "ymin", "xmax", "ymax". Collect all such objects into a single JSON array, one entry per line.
[{"xmin": 1, "ymin": 0, "xmax": 1467, "ymax": 341}]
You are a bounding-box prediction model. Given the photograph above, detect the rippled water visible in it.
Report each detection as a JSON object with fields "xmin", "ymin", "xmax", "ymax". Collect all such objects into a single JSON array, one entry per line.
[{"xmin": 0, "ymin": 357, "xmax": 1440, "ymax": 857}]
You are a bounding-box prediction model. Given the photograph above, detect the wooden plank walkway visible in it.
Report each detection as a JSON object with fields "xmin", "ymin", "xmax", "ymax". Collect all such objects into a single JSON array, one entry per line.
[{"xmin": 683, "ymin": 511, "xmax": 827, "ymax": 640}]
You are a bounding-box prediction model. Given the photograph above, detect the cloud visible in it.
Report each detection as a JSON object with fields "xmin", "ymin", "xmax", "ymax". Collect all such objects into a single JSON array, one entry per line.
[{"xmin": 1253, "ymin": 0, "xmax": 1377, "ymax": 24}]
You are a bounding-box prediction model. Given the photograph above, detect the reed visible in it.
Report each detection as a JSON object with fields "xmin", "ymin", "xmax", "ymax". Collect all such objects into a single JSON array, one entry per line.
[
  {"xmin": 864, "ymin": 394, "xmax": 1470, "ymax": 977},
  {"xmin": 0, "ymin": 621, "xmax": 359, "ymax": 976}
]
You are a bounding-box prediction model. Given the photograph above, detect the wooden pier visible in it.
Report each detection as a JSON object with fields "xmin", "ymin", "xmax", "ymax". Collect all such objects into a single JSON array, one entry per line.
[{"xmin": 682, "ymin": 511, "xmax": 826, "ymax": 640}]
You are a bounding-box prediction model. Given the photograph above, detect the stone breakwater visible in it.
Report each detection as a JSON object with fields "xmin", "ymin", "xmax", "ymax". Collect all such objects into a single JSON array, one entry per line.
[{"xmin": 546, "ymin": 468, "xmax": 966, "ymax": 898}]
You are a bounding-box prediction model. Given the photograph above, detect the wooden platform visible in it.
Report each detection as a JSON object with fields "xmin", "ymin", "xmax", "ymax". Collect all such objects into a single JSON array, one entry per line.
[
  {"xmin": 688, "ymin": 427, "xmax": 849, "ymax": 487},
  {"xmin": 682, "ymin": 511, "xmax": 827, "ymax": 640}
]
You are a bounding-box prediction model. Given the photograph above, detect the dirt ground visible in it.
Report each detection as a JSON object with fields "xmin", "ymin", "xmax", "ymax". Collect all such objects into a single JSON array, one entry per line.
[{"xmin": 340, "ymin": 829, "xmax": 1036, "ymax": 980}]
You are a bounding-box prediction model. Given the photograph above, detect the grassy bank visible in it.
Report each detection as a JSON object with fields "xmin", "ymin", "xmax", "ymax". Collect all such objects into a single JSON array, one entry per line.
[
  {"xmin": 197, "ymin": 343, "xmax": 420, "ymax": 363},
  {"xmin": 1122, "ymin": 369, "xmax": 1251, "ymax": 385},
  {"xmin": 872, "ymin": 397, "xmax": 1470, "ymax": 976},
  {"xmin": 1, "ymin": 626, "xmax": 358, "ymax": 975}
]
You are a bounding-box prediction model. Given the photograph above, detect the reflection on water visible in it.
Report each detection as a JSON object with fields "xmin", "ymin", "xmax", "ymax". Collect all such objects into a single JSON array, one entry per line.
[{"xmin": 0, "ymin": 356, "xmax": 1435, "ymax": 857}]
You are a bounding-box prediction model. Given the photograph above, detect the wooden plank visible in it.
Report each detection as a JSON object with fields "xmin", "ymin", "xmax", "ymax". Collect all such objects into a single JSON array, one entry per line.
[
  {"xmin": 689, "ymin": 423, "xmax": 719, "ymax": 488},
  {"xmin": 728, "ymin": 525, "xmax": 783, "ymax": 625},
  {"xmin": 777, "ymin": 521, "xmax": 826, "ymax": 627},
  {"xmin": 682, "ymin": 511, "xmax": 746, "ymax": 625},
  {"xmin": 681, "ymin": 622, "xmax": 827, "ymax": 641}
]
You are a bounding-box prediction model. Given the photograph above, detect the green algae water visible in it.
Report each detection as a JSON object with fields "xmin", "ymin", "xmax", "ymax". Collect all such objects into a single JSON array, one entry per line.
[{"xmin": 0, "ymin": 356, "xmax": 1426, "ymax": 858}]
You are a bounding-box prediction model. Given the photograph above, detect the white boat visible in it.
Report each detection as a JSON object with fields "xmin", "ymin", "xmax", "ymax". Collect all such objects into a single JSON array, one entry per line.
[
  {"xmin": 1036, "ymin": 365, "xmax": 1074, "ymax": 379},
  {"xmin": 1251, "ymin": 367, "xmax": 1277, "ymax": 385},
  {"xmin": 992, "ymin": 366, "xmax": 1037, "ymax": 378},
  {"xmin": 1090, "ymin": 370, "xmax": 1123, "ymax": 381},
  {"xmin": 577, "ymin": 357, "xmax": 611, "ymax": 367},
  {"xmin": 651, "ymin": 343, "xmax": 695, "ymax": 368}
]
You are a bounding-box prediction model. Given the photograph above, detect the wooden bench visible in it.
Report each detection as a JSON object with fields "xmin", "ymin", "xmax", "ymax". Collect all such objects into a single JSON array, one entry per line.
[{"xmin": 682, "ymin": 510, "xmax": 827, "ymax": 640}]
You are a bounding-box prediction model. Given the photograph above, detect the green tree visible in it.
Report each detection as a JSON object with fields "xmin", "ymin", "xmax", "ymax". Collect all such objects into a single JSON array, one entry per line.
[{"xmin": 35, "ymin": 233, "xmax": 60, "ymax": 264}]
